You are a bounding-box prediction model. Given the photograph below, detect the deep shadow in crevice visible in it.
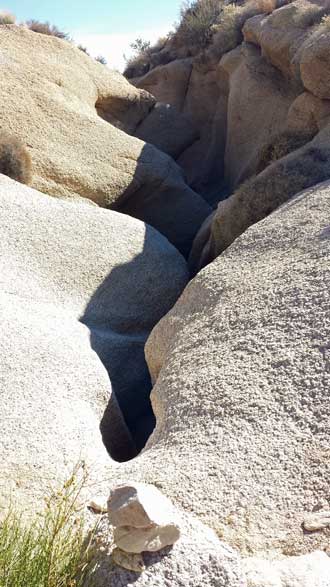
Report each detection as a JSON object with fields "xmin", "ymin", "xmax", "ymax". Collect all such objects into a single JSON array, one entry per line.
[
  {"xmin": 80, "ymin": 116, "xmax": 206, "ymax": 462},
  {"xmin": 79, "ymin": 225, "xmax": 170, "ymax": 464}
]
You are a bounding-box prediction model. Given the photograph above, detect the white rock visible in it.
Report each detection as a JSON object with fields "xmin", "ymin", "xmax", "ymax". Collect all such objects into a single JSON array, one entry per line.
[
  {"xmin": 87, "ymin": 510, "xmax": 245, "ymax": 587},
  {"xmin": 303, "ymin": 511, "xmax": 330, "ymax": 532},
  {"xmin": 108, "ymin": 482, "xmax": 179, "ymax": 529},
  {"xmin": 87, "ymin": 496, "xmax": 109, "ymax": 514},
  {"xmin": 114, "ymin": 523, "xmax": 180, "ymax": 554},
  {"xmin": 244, "ymin": 551, "xmax": 330, "ymax": 587}
]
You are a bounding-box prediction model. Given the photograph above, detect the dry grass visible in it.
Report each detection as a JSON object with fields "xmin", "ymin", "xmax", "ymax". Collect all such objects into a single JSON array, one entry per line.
[
  {"xmin": 124, "ymin": 0, "xmax": 283, "ymax": 77},
  {"xmin": 210, "ymin": 4, "xmax": 244, "ymax": 57},
  {"xmin": 0, "ymin": 131, "xmax": 32, "ymax": 185},
  {"xmin": 78, "ymin": 45, "xmax": 90, "ymax": 55},
  {"xmin": 0, "ymin": 11, "xmax": 15, "ymax": 24},
  {"xmin": 175, "ymin": 0, "xmax": 225, "ymax": 50},
  {"xmin": 26, "ymin": 20, "xmax": 71, "ymax": 41},
  {"xmin": 210, "ymin": 0, "xmax": 278, "ymax": 57},
  {"xmin": 256, "ymin": 130, "xmax": 315, "ymax": 174},
  {"xmin": 0, "ymin": 465, "xmax": 99, "ymax": 587}
]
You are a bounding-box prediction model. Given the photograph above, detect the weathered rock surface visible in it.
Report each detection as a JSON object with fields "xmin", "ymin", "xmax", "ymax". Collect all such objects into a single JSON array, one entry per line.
[
  {"xmin": 0, "ymin": 25, "xmax": 210, "ymax": 255},
  {"xmin": 3, "ymin": 2, "xmax": 330, "ymax": 583},
  {"xmin": 242, "ymin": 0, "xmax": 327, "ymax": 83},
  {"xmin": 287, "ymin": 91, "xmax": 330, "ymax": 135},
  {"xmin": 132, "ymin": 1, "xmax": 330, "ymax": 211},
  {"xmin": 135, "ymin": 103, "xmax": 199, "ymax": 160},
  {"xmin": 300, "ymin": 25, "xmax": 330, "ymax": 99},
  {"xmin": 244, "ymin": 551, "xmax": 330, "ymax": 587},
  {"xmin": 0, "ymin": 175, "xmax": 188, "ymax": 510},
  {"xmin": 303, "ymin": 511, "xmax": 330, "ymax": 532},
  {"xmin": 201, "ymin": 124, "xmax": 330, "ymax": 260},
  {"xmin": 113, "ymin": 181, "xmax": 330, "ymax": 559},
  {"xmin": 136, "ymin": 59, "xmax": 193, "ymax": 112},
  {"xmin": 223, "ymin": 42, "xmax": 298, "ymax": 188},
  {"xmin": 136, "ymin": 55, "xmax": 227, "ymax": 201},
  {"xmin": 88, "ymin": 510, "xmax": 245, "ymax": 587},
  {"xmin": 112, "ymin": 548, "xmax": 146, "ymax": 573}
]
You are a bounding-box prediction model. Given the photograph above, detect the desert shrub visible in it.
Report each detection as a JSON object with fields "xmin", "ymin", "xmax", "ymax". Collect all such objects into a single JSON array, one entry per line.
[
  {"xmin": 209, "ymin": 3, "xmax": 243, "ymax": 56},
  {"xmin": 124, "ymin": 36, "xmax": 154, "ymax": 77},
  {"xmin": 0, "ymin": 131, "xmax": 32, "ymax": 185},
  {"xmin": 210, "ymin": 0, "xmax": 278, "ymax": 58},
  {"xmin": 256, "ymin": 129, "xmax": 315, "ymax": 174},
  {"xmin": 130, "ymin": 37, "xmax": 151, "ymax": 54},
  {"xmin": 211, "ymin": 143, "xmax": 330, "ymax": 256},
  {"xmin": 178, "ymin": 0, "xmax": 279, "ymax": 55},
  {"xmin": 78, "ymin": 44, "xmax": 90, "ymax": 55},
  {"xmin": 95, "ymin": 55, "xmax": 107, "ymax": 65},
  {"xmin": 0, "ymin": 465, "xmax": 97, "ymax": 587},
  {"xmin": 0, "ymin": 10, "xmax": 15, "ymax": 24},
  {"xmin": 26, "ymin": 20, "xmax": 71, "ymax": 41},
  {"xmin": 176, "ymin": 0, "xmax": 225, "ymax": 49},
  {"xmin": 124, "ymin": 0, "xmax": 282, "ymax": 78}
]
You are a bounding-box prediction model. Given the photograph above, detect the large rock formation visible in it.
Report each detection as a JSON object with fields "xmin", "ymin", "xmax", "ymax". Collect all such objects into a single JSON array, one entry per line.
[
  {"xmin": 131, "ymin": 0, "xmax": 330, "ymax": 246},
  {"xmin": 0, "ymin": 24, "xmax": 210, "ymax": 256},
  {"xmin": 2, "ymin": 3, "xmax": 330, "ymax": 585},
  {"xmin": 113, "ymin": 181, "xmax": 330, "ymax": 561},
  {"xmin": 0, "ymin": 175, "xmax": 188, "ymax": 511}
]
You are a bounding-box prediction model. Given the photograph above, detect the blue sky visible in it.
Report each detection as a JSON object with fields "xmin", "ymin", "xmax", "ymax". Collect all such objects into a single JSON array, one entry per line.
[{"xmin": 4, "ymin": 0, "xmax": 183, "ymax": 70}]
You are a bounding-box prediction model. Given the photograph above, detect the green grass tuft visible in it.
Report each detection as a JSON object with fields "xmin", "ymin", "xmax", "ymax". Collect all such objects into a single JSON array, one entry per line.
[{"xmin": 0, "ymin": 465, "xmax": 97, "ymax": 587}]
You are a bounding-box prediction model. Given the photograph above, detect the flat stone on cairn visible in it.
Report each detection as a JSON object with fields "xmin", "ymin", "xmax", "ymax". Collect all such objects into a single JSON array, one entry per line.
[{"xmin": 108, "ymin": 482, "xmax": 181, "ymax": 554}]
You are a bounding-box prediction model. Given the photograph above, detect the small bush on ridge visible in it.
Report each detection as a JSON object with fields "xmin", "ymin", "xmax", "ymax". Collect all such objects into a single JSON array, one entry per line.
[
  {"xmin": 26, "ymin": 19, "xmax": 71, "ymax": 41},
  {"xmin": 95, "ymin": 55, "xmax": 107, "ymax": 65},
  {"xmin": 78, "ymin": 44, "xmax": 90, "ymax": 55},
  {"xmin": 176, "ymin": 0, "xmax": 225, "ymax": 49},
  {"xmin": 0, "ymin": 11, "xmax": 15, "ymax": 24},
  {"xmin": 130, "ymin": 37, "xmax": 151, "ymax": 54}
]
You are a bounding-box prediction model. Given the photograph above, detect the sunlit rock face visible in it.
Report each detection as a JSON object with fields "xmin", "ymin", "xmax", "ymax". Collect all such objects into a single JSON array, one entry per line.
[
  {"xmin": 0, "ymin": 25, "xmax": 210, "ymax": 256},
  {"xmin": 0, "ymin": 175, "xmax": 188, "ymax": 509}
]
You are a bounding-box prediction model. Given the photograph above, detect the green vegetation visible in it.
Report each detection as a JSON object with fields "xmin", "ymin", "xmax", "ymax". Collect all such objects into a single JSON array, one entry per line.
[
  {"xmin": 130, "ymin": 37, "xmax": 151, "ymax": 55},
  {"xmin": 124, "ymin": 35, "xmax": 170, "ymax": 76},
  {"xmin": 0, "ymin": 466, "xmax": 98, "ymax": 587}
]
